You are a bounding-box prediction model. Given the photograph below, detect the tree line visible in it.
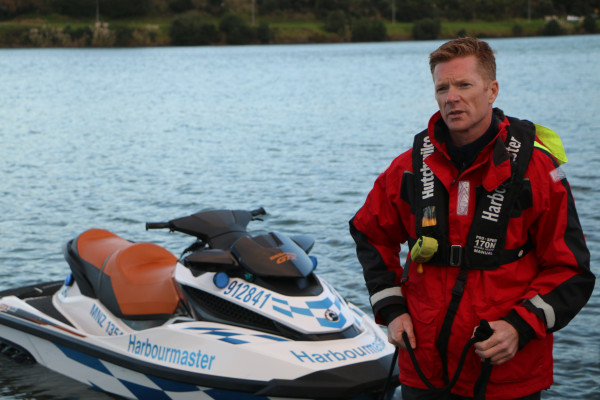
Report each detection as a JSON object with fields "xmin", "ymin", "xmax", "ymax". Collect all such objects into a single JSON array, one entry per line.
[
  {"xmin": 1, "ymin": 0, "xmax": 599, "ymax": 22},
  {"xmin": 0, "ymin": 0, "xmax": 597, "ymax": 47}
]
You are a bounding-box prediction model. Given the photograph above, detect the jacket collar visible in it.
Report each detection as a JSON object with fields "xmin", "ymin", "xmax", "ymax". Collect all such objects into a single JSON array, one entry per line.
[{"xmin": 425, "ymin": 108, "xmax": 513, "ymax": 192}]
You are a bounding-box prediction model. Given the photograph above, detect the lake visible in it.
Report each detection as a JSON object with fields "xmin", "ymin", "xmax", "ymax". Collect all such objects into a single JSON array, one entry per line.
[{"xmin": 1, "ymin": 35, "xmax": 599, "ymax": 399}]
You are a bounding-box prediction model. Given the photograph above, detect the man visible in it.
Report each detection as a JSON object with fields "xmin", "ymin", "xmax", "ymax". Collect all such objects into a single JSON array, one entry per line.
[{"xmin": 349, "ymin": 37, "xmax": 594, "ymax": 400}]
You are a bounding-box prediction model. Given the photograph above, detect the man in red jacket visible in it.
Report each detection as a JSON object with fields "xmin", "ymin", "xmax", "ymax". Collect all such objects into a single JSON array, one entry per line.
[{"xmin": 350, "ymin": 37, "xmax": 594, "ymax": 400}]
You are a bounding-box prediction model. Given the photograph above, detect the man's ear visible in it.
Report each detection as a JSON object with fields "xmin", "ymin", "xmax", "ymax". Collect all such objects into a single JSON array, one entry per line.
[{"xmin": 488, "ymin": 80, "xmax": 499, "ymax": 104}]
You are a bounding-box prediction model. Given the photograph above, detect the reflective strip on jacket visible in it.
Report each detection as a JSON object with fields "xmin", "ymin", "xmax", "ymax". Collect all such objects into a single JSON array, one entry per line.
[{"xmin": 350, "ymin": 110, "xmax": 594, "ymax": 399}]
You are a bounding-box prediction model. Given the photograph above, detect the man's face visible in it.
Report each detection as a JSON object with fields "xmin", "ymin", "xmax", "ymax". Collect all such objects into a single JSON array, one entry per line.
[{"xmin": 433, "ymin": 55, "xmax": 498, "ymax": 146}]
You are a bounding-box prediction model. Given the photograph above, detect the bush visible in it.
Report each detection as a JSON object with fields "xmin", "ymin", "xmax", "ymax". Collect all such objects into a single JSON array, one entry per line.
[
  {"xmin": 541, "ymin": 19, "xmax": 565, "ymax": 36},
  {"xmin": 350, "ymin": 18, "xmax": 386, "ymax": 42},
  {"xmin": 63, "ymin": 25, "xmax": 92, "ymax": 45},
  {"xmin": 170, "ymin": 12, "xmax": 219, "ymax": 45},
  {"xmin": 412, "ymin": 18, "xmax": 441, "ymax": 40},
  {"xmin": 512, "ymin": 24, "xmax": 523, "ymax": 36},
  {"xmin": 113, "ymin": 25, "xmax": 134, "ymax": 46},
  {"xmin": 0, "ymin": 26, "xmax": 32, "ymax": 46},
  {"xmin": 256, "ymin": 21, "xmax": 271, "ymax": 44},
  {"xmin": 582, "ymin": 15, "xmax": 597, "ymax": 33},
  {"xmin": 325, "ymin": 10, "xmax": 347, "ymax": 36},
  {"xmin": 219, "ymin": 13, "xmax": 254, "ymax": 45}
]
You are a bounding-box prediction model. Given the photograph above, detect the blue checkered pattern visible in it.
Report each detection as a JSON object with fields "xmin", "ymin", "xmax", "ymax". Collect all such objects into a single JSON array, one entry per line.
[
  {"xmin": 56, "ymin": 344, "xmax": 275, "ymax": 399},
  {"xmin": 349, "ymin": 305, "xmax": 366, "ymax": 328},
  {"xmin": 50, "ymin": 330, "xmax": 385, "ymax": 400},
  {"xmin": 271, "ymin": 296, "xmax": 347, "ymax": 328}
]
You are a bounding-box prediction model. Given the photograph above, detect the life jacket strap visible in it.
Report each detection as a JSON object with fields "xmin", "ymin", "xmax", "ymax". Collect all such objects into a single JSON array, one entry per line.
[
  {"xmin": 402, "ymin": 318, "xmax": 494, "ymax": 399},
  {"xmin": 437, "ymin": 265, "xmax": 469, "ymax": 384},
  {"xmin": 498, "ymin": 237, "xmax": 533, "ymax": 265},
  {"xmin": 405, "ymin": 236, "xmax": 533, "ymax": 272}
]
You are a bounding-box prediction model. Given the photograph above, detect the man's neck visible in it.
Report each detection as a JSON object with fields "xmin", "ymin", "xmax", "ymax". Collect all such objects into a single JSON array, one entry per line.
[{"xmin": 444, "ymin": 115, "xmax": 499, "ymax": 172}]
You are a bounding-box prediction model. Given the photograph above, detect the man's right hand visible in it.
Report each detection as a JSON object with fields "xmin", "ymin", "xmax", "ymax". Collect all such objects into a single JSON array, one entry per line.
[{"xmin": 387, "ymin": 313, "xmax": 416, "ymax": 349}]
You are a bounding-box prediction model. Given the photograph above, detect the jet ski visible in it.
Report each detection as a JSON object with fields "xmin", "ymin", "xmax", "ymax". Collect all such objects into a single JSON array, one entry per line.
[{"xmin": 0, "ymin": 208, "xmax": 399, "ymax": 399}]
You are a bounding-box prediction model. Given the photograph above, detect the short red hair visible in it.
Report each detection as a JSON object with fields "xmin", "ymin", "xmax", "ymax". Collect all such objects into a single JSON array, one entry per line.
[{"xmin": 429, "ymin": 37, "xmax": 496, "ymax": 81}]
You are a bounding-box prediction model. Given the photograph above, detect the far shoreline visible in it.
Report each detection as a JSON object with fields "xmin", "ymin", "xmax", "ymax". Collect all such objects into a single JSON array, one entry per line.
[{"xmin": 0, "ymin": 14, "xmax": 597, "ymax": 48}]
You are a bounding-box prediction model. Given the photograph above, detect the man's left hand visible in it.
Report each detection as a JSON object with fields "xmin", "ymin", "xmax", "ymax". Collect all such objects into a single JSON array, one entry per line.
[{"xmin": 473, "ymin": 320, "xmax": 519, "ymax": 365}]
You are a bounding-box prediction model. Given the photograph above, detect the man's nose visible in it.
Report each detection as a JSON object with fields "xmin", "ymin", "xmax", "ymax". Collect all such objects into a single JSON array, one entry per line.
[{"xmin": 446, "ymin": 86, "xmax": 459, "ymax": 103}]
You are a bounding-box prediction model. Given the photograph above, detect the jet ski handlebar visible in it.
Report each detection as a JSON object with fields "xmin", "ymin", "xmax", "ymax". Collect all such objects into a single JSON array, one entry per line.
[
  {"xmin": 250, "ymin": 207, "xmax": 266, "ymax": 217},
  {"xmin": 145, "ymin": 208, "xmax": 267, "ymax": 241},
  {"xmin": 145, "ymin": 222, "xmax": 171, "ymax": 230}
]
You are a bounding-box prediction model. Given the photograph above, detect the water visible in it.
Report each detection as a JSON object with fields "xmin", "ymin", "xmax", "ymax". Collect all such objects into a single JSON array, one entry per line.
[{"xmin": 0, "ymin": 35, "xmax": 599, "ymax": 399}]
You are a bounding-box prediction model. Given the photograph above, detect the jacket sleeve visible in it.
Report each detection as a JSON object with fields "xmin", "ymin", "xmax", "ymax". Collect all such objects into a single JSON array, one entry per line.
[
  {"xmin": 349, "ymin": 151, "xmax": 412, "ymax": 325},
  {"xmin": 514, "ymin": 149, "xmax": 595, "ymax": 338}
]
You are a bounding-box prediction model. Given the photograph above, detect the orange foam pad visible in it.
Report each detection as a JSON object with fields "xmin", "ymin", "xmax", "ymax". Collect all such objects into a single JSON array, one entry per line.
[
  {"xmin": 77, "ymin": 229, "xmax": 181, "ymax": 316},
  {"xmin": 76, "ymin": 229, "xmax": 132, "ymax": 271}
]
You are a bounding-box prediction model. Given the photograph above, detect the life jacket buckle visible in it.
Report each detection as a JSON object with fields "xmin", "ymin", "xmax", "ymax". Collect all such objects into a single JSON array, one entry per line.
[{"xmin": 449, "ymin": 245, "xmax": 463, "ymax": 266}]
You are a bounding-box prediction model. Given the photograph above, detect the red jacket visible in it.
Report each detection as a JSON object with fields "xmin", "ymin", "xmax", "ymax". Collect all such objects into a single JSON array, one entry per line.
[{"xmin": 350, "ymin": 110, "xmax": 594, "ymax": 399}]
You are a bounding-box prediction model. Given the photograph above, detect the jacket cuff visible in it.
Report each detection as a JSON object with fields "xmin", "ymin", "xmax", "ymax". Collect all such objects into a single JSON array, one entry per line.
[
  {"xmin": 378, "ymin": 304, "xmax": 409, "ymax": 325},
  {"xmin": 502, "ymin": 309, "xmax": 536, "ymax": 350}
]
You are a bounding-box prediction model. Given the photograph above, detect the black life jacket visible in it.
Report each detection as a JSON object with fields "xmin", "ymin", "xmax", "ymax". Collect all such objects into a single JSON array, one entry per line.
[
  {"xmin": 408, "ymin": 114, "xmax": 535, "ymax": 270},
  {"xmin": 405, "ymin": 112, "xmax": 539, "ymax": 393}
]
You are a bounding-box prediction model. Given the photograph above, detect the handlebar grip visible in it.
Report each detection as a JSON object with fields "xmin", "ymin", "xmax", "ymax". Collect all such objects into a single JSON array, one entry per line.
[
  {"xmin": 145, "ymin": 222, "xmax": 170, "ymax": 230},
  {"xmin": 250, "ymin": 207, "xmax": 266, "ymax": 217}
]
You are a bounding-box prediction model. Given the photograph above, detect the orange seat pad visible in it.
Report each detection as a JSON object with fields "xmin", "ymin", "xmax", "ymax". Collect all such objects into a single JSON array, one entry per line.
[
  {"xmin": 76, "ymin": 229, "xmax": 181, "ymax": 317},
  {"xmin": 76, "ymin": 229, "xmax": 132, "ymax": 271},
  {"xmin": 103, "ymin": 242, "xmax": 180, "ymax": 316}
]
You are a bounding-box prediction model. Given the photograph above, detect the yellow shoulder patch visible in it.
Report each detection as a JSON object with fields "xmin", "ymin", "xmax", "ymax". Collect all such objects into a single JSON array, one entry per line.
[{"xmin": 533, "ymin": 123, "xmax": 568, "ymax": 165}]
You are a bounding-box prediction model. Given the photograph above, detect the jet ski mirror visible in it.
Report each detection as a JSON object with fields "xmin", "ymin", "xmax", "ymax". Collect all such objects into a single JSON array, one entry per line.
[{"xmin": 290, "ymin": 234, "xmax": 315, "ymax": 254}]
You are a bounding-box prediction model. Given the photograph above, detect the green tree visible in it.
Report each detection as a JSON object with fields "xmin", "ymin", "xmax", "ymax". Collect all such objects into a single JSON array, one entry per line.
[
  {"xmin": 112, "ymin": 25, "xmax": 134, "ymax": 46},
  {"xmin": 170, "ymin": 12, "xmax": 219, "ymax": 45},
  {"xmin": 204, "ymin": 0, "xmax": 228, "ymax": 16},
  {"xmin": 100, "ymin": 0, "xmax": 150, "ymax": 18},
  {"xmin": 393, "ymin": 0, "xmax": 436, "ymax": 22},
  {"xmin": 582, "ymin": 15, "xmax": 597, "ymax": 33},
  {"xmin": 412, "ymin": 18, "xmax": 441, "ymax": 40},
  {"xmin": 435, "ymin": 0, "xmax": 472, "ymax": 20},
  {"xmin": 512, "ymin": 23, "xmax": 523, "ymax": 36},
  {"xmin": 51, "ymin": 0, "xmax": 95, "ymax": 17},
  {"xmin": 169, "ymin": 0, "xmax": 194, "ymax": 13},
  {"xmin": 315, "ymin": 0, "xmax": 349, "ymax": 18},
  {"xmin": 219, "ymin": 13, "xmax": 254, "ymax": 45},
  {"xmin": 541, "ymin": 19, "xmax": 565, "ymax": 36},
  {"xmin": 350, "ymin": 18, "xmax": 386, "ymax": 42},
  {"xmin": 256, "ymin": 21, "xmax": 271, "ymax": 44},
  {"xmin": 325, "ymin": 10, "xmax": 347, "ymax": 35},
  {"xmin": 533, "ymin": 0, "xmax": 555, "ymax": 18}
]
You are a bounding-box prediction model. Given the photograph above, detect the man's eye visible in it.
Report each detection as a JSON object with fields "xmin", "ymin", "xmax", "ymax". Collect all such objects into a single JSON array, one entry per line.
[{"xmin": 436, "ymin": 87, "xmax": 448, "ymax": 93}]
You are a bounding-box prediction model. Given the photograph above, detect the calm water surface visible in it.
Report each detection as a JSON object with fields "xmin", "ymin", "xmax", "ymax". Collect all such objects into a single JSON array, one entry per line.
[{"xmin": 1, "ymin": 35, "xmax": 599, "ymax": 399}]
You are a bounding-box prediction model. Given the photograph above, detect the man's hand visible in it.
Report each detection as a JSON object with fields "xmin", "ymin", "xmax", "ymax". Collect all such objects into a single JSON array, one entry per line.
[
  {"xmin": 387, "ymin": 313, "xmax": 416, "ymax": 350},
  {"xmin": 473, "ymin": 320, "xmax": 519, "ymax": 365}
]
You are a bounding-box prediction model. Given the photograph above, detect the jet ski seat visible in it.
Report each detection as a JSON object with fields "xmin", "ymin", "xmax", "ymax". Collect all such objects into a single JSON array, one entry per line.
[{"xmin": 64, "ymin": 229, "xmax": 182, "ymax": 319}]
